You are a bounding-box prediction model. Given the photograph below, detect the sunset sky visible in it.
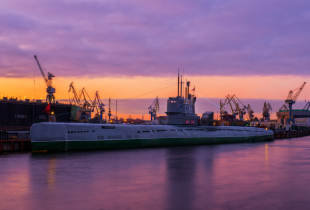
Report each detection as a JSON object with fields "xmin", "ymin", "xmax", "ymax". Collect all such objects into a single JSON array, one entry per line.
[{"xmin": 1, "ymin": 0, "xmax": 310, "ymax": 119}]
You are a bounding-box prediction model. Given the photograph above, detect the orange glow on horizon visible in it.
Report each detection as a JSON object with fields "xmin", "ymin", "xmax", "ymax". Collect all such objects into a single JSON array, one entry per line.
[
  {"xmin": 0, "ymin": 75, "xmax": 308, "ymax": 120},
  {"xmin": 0, "ymin": 75, "xmax": 308, "ymax": 100}
]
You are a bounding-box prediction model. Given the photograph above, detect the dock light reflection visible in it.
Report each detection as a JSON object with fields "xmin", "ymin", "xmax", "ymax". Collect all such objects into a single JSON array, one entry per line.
[
  {"xmin": 264, "ymin": 143, "xmax": 270, "ymax": 181},
  {"xmin": 47, "ymin": 158, "xmax": 57, "ymax": 187},
  {"xmin": 265, "ymin": 143, "xmax": 269, "ymax": 162}
]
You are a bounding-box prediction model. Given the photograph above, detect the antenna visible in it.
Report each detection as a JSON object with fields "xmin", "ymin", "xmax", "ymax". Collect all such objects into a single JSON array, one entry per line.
[
  {"xmin": 181, "ymin": 75, "xmax": 183, "ymax": 98},
  {"xmin": 178, "ymin": 68, "xmax": 179, "ymax": 98},
  {"xmin": 186, "ymin": 78, "xmax": 187, "ymax": 98},
  {"xmin": 183, "ymin": 69, "xmax": 185, "ymax": 99},
  {"xmin": 108, "ymin": 98, "xmax": 111, "ymax": 122},
  {"xmin": 33, "ymin": 58, "xmax": 35, "ymax": 97}
]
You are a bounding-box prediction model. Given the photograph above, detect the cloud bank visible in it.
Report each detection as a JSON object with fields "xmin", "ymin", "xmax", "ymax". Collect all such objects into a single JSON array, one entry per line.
[{"xmin": 1, "ymin": 0, "xmax": 310, "ymax": 78}]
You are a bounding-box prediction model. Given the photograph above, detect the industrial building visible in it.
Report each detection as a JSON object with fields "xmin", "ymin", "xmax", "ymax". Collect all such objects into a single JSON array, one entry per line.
[
  {"xmin": 0, "ymin": 98, "xmax": 73, "ymax": 130},
  {"xmin": 276, "ymin": 109, "xmax": 310, "ymax": 126}
]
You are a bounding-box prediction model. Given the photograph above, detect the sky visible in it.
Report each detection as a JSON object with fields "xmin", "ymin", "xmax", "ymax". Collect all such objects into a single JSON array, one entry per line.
[{"xmin": 1, "ymin": 0, "xmax": 310, "ymax": 119}]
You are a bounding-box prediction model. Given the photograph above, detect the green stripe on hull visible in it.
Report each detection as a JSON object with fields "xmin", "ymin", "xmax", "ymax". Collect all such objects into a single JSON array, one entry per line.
[{"xmin": 31, "ymin": 135, "xmax": 274, "ymax": 151}]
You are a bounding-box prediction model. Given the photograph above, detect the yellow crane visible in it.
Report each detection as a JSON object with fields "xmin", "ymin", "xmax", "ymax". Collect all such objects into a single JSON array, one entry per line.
[
  {"xmin": 220, "ymin": 95, "xmax": 237, "ymax": 120},
  {"xmin": 229, "ymin": 95, "xmax": 247, "ymax": 120},
  {"xmin": 285, "ymin": 82, "xmax": 306, "ymax": 125},
  {"xmin": 148, "ymin": 96, "xmax": 159, "ymax": 121},
  {"xmin": 34, "ymin": 55, "xmax": 56, "ymax": 103},
  {"xmin": 68, "ymin": 82, "xmax": 95, "ymax": 122},
  {"xmin": 68, "ymin": 82, "xmax": 81, "ymax": 106}
]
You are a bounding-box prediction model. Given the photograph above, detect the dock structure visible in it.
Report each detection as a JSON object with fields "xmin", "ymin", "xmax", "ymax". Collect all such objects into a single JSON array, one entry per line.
[
  {"xmin": 276, "ymin": 109, "xmax": 310, "ymax": 126},
  {"xmin": 0, "ymin": 98, "xmax": 73, "ymax": 131},
  {"xmin": 274, "ymin": 130, "xmax": 310, "ymax": 139},
  {"xmin": 0, "ymin": 130, "xmax": 31, "ymax": 152},
  {"xmin": 0, "ymin": 139, "xmax": 31, "ymax": 152}
]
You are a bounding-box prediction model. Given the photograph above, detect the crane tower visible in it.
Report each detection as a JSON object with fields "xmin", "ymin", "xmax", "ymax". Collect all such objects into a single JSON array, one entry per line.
[
  {"xmin": 263, "ymin": 102, "xmax": 272, "ymax": 121},
  {"xmin": 34, "ymin": 55, "xmax": 56, "ymax": 103},
  {"xmin": 247, "ymin": 104, "xmax": 254, "ymax": 121},
  {"xmin": 285, "ymin": 82, "xmax": 306, "ymax": 125},
  {"xmin": 93, "ymin": 91, "xmax": 105, "ymax": 120},
  {"xmin": 148, "ymin": 96, "xmax": 159, "ymax": 121},
  {"xmin": 229, "ymin": 95, "xmax": 247, "ymax": 120},
  {"xmin": 219, "ymin": 95, "xmax": 237, "ymax": 120},
  {"xmin": 68, "ymin": 82, "xmax": 80, "ymax": 106}
]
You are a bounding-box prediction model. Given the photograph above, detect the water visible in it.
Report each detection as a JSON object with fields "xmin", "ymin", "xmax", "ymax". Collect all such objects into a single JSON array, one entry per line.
[{"xmin": 1, "ymin": 137, "xmax": 310, "ymax": 210}]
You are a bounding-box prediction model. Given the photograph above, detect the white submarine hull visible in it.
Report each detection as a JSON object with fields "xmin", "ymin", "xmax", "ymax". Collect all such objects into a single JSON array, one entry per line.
[{"xmin": 30, "ymin": 123, "xmax": 274, "ymax": 151}]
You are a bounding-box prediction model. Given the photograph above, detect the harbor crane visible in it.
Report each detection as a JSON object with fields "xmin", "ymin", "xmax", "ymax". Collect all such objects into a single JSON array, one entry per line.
[
  {"xmin": 79, "ymin": 88, "xmax": 93, "ymax": 110},
  {"xmin": 229, "ymin": 95, "xmax": 247, "ymax": 120},
  {"xmin": 226, "ymin": 95, "xmax": 238, "ymax": 116},
  {"xmin": 285, "ymin": 82, "xmax": 306, "ymax": 125},
  {"xmin": 68, "ymin": 82, "xmax": 96, "ymax": 121},
  {"xmin": 148, "ymin": 96, "xmax": 159, "ymax": 121},
  {"xmin": 93, "ymin": 91, "xmax": 105, "ymax": 120},
  {"xmin": 227, "ymin": 96, "xmax": 239, "ymax": 116},
  {"xmin": 247, "ymin": 104, "xmax": 254, "ymax": 121},
  {"xmin": 79, "ymin": 87, "xmax": 94, "ymax": 121},
  {"xmin": 220, "ymin": 95, "xmax": 252, "ymax": 121},
  {"xmin": 303, "ymin": 102, "xmax": 310, "ymax": 110},
  {"xmin": 68, "ymin": 82, "xmax": 81, "ymax": 106},
  {"xmin": 220, "ymin": 95, "xmax": 237, "ymax": 120},
  {"xmin": 220, "ymin": 99, "xmax": 228, "ymax": 119},
  {"xmin": 68, "ymin": 82, "xmax": 105, "ymax": 122},
  {"xmin": 279, "ymin": 104, "xmax": 289, "ymax": 111},
  {"xmin": 263, "ymin": 102, "xmax": 272, "ymax": 121},
  {"xmin": 34, "ymin": 55, "xmax": 55, "ymax": 103}
]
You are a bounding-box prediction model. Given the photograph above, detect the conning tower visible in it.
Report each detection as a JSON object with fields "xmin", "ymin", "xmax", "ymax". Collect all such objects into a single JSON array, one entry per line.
[{"xmin": 166, "ymin": 74, "xmax": 200, "ymax": 125}]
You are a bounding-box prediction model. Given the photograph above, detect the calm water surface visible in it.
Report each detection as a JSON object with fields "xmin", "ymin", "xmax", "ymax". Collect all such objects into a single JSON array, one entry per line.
[{"xmin": 1, "ymin": 137, "xmax": 310, "ymax": 210}]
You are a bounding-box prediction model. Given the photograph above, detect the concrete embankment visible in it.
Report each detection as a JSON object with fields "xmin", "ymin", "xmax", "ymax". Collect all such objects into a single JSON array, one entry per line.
[{"xmin": 274, "ymin": 130, "xmax": 310, "ymax": 139}]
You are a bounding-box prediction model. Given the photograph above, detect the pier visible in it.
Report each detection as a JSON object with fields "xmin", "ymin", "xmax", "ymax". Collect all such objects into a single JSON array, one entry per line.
[
  {"xmin": 0, "ymin": 130, "xmax": 31, "ymax": 152},
  {"xmin": 0, "ymin": 139, "xmax": 31, "ymax": 152}
]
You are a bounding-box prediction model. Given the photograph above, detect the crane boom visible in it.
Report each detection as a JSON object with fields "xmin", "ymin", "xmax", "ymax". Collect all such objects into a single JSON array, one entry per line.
[
  {"xmin": 285, "ymin": 82, "xmax": 306, "ymax": 125},
  {"xmin": 279, "ymin": 104, "xmax": 288, "ymax": 111},
  {"xmin": 34, "ymin": 55, "xmax": 56, "ymax": 103},
  {"xmin": 287, "ymin": 91, "xmax": 293, "ymax": 101},
  {"xmin": 286, "ymin": 82, "xmax": 306, "ymax": 101},
  {"xmin": 68, "ymin": 82, "xmax": 81, "ymax": 105},
  {"xmin": 225, "ymin": 95, "xmax": 236, "ymax": 115},
  {"xmin": 220, "ymin": 95, "xmax": 247, "ymax": 120},
  {"xmin": 303, "ymin": 102, "xmax": 310, "ymax": 110},
  {"xmin": 230, "ymin": 96, "xmax": 240, "ymax": 112},
  {"xmin": 34, "ymin": 55, "xmax": 49, "ymax": 86},
  {"xmin": 229, "ymin": 95, "xmax": 247, "ymax": 120},
  {"xmin": 263, "ymin": 102, "xmax": 272, "ymax": 121},
  {"xmin": 292, "ymin": 82, "xmax": 306, "ymax": 101},
  {"xmin": 220, "ymin": 97, "xmax": 233, "ymax": 119},
  {"xmin": 220, "ymin": 100, "xmax": 226, "ymax": 115},
  {"xmin": 234, "ymin": 95, "xmax": 247, "ymax": 110},
  {"xmin": 79, "ymin": 88, "xmax": 95, "ymax": 110},
  {"xmin": 93, "ymin": 91, "xmax": 105, "ymax": 120}
]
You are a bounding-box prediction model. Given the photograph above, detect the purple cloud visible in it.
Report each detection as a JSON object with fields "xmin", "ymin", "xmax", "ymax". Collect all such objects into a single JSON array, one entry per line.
[{"xmin": 1, "ymin": 0, "xmax": 310, "ymax": 78}]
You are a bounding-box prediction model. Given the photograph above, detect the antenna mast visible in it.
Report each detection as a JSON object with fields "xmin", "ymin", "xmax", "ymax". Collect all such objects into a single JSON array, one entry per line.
[
  {"xmin": 177, "ymin": 69, "xmax": 179, "ymax": 98},
  {"xmin": 180, "ymin": 75, "xmax": 183, "ymax": 98}
]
